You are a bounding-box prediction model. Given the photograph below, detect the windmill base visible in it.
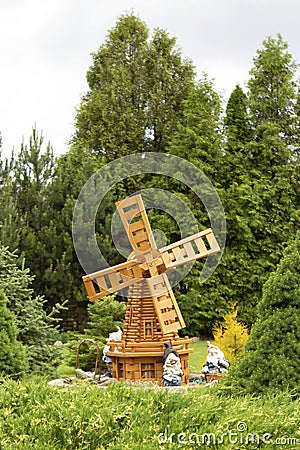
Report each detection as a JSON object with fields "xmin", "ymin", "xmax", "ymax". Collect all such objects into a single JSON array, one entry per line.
[{"xmin": 106, "ymin": 337, "xmax": 193, "ymax": 385}]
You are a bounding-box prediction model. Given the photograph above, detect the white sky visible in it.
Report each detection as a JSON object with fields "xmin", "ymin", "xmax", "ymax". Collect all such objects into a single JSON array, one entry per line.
[{"xmin": 1, "ymin": 0, "xmax": 300, "ymax": 158}]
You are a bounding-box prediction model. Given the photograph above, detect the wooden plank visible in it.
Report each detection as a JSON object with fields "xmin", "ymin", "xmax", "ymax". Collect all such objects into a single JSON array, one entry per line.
[
  {"xmin": 184, "ymin": 241, "xmax": 196, "ymax": 258},
  {"xmin": 115, "ymin": 194, "xmax": 158, "ymax": 256},
  {"xmin": 159, "ymin": 229, "xmax": 220, "ymax": 270},
  {"xmin": 195, "ymin": 236, "xmax": 207, "ymax": 253},
  {"xmin": 83, "ymin": 259, "xmax": 139, "ymax": 280},
  {"xmin": 147, "ymin": 276, "xmax": 168, "ymax": 296},
  {"xmin": 206, "ymin": 232, "xmax": 220, "ymax": 252},
  {"xmin": 83, "ymin": 279, "xmax": 97, "ymax": 299},
  {"xmin": 133, "ymin": 347, "xmax": 160, "ymax": 353},
  {"xmin": 155, "ymin": 298, "xmax": 174, "ymax": 310},
  {"xmin": 159, "ymin": 321, "xmax": 181, "ymax": 335},
  {"xmin": 109, "ymin": 271, "xmax": 122, "ymax": 287},
  {"xmin": 161, "ymin": 274, "xmax": 186, "ymax": 326},
  {"xmin": 161, "ymin": 309, "xmax": 178, "ymax": 321}
]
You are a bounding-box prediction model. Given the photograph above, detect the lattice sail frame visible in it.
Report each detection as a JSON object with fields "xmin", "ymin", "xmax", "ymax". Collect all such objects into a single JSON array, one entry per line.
[{"xmin": 82, "ymin": 194, "xmax": 220, "ymax": 336}]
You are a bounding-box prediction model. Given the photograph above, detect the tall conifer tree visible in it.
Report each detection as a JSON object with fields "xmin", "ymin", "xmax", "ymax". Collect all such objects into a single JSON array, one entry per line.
[
  {"xmin": 223, "ymin": 35, "xmax": 300, "ymax": 326},
  {"xmin": 74, "ymin": 13, "xmax": 195, "ymax": 159}
]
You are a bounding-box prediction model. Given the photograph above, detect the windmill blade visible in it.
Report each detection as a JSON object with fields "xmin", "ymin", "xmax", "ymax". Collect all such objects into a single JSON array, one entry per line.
[
  {"xmin": 116, "ymin": 194, "xmax": 158, "ymax": 258},
  {"xmin": 82, "ymin": 259, "xmax": 143, "ymax": 301},
  {"xmin": 159, "ymin": 228, "xmax": 220, "ymax": 269},
  {"xmin": 146, "ymin": 273, "xmax": 186, "ymax": 335}
]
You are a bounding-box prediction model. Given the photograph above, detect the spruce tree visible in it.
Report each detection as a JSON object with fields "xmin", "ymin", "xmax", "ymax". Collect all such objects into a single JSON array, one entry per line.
[
  {"xmin": 227, "ymin": 232, "xmax": 300, "ymax": 395},
  {"xmin": 0, "ymin": 289, "xmax": 28, "ymax": 378},
  {"xmin": 0, "ymin": 245, "xmax": 64, "ymax": 375}
]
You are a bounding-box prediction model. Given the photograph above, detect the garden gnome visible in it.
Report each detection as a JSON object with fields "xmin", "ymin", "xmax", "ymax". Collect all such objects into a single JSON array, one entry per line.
[
  {"xmin": 102, "ymin": 326, "xmax": 122, "ymax": 374},
  {"xmin": 162, "ymin": 342, "xmax": 183, "ymax": 386},
  {"xmin": 202, "ymin": 341, "xmax": 230, "ymax": 374}
]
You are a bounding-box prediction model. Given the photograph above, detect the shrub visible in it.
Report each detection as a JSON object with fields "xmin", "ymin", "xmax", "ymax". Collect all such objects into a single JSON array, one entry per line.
[
  {"xmin": 0, "ymin": 289, "xmax": 28, "ymax": 378},
  {"xmin": 0, "ymin": 377, "xmax": 299, "ymax": 449},
  {"xmin": 212, "ymin": 308, "xmax": 249, "ymax": 363},
  {"xmin": 67, "ymin": 295, "xmax": 126, "ymax": 371},
  {"xmin": 227, "ymin": 232, "xmax": 300, "ymax": 395},
  {"xmin": 0, "ymin": 245, "xmax": 65, "ymax": 376}
]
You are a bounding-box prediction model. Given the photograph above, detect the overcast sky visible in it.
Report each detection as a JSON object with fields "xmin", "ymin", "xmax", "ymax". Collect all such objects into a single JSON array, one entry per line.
[{"xmin": 1, "ymin": 0, "xmax": 300, "ymax": 158}]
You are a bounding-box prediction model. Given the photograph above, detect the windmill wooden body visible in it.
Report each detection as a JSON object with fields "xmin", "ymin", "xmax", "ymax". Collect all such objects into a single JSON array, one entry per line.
[{"xmin": 82, "ymin": 194, "xmax": 220, "ymax": 384}]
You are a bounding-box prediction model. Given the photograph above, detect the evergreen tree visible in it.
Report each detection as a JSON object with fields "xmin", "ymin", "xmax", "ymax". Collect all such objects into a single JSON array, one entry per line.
[
  {"xmin": 163, "ymin": 77, "xmax": 227, "ymax": 334},
  {"xmin": 0, "ymin": 245, "xmax": 64, "ymax": 375},
  {"xmin": 221, "ymin": 85, "xmax": 255, "ymax": 324},
  {"xmin": 248, "ymin": 34, "xmax": 299, "ymax": 161},
  {"xmin": 244, "ymin": 34, "xmax": 300, "ymax": 321},
  {"xmin": 222, "ymin": 35, "xmax": 300, "ymax": 327},
  {"xmin": 223, "ymin": 84, "xmax": 251, "ymax": 178},
  {"xmin": 168, "ymin": 77, "xmax": 223, "ymax": 180},
  {"xmin": 85, "ymin": 295, "xmax": 126, "ymax": 342},
  {"xmin": 0, "ymin": 145, "xmax": 19, "ymax": 251},
  {"xmin": 45, "ymin": 145, "xmax": 102, "ymax": 329},
  {"xmin": 74, "ymin": 13, "xmax": 195, "ymax": 159},
  {"xmin": 224, "ymin": 85, "xmax": 250, "ymax": 145},
  {"xmin": 11, "ymin": 127, "xmax": 55, "ymax": 292},
  {"xmin": 47, "ymin": 14, "xmax": 196, "ymax": 329},
  {"xmin": 0, "ymin": 289, "xmax": 28, "ymax": 378},
  {"xmin": 212, "ymin": 309, "xmax": 249, "ymax": 363},
  {"xmin": 227, "ymin": 232, "xmax": 300, "ymax": 395},
  {"xmin": 0, "ymin": 179, "xmax": 21, "ymax": 252},
  {"xmin": 67, "ymin": 295, "xmax": 126, "ymax": 370}
]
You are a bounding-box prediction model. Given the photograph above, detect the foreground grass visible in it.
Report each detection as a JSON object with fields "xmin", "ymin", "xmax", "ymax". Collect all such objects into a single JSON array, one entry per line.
[{"xmin": 0, "ymin": 377, "xmax": 299, "ymax": 449}]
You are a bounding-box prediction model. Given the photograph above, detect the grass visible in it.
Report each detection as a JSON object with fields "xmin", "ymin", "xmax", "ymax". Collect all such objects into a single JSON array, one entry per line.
[
  {"xmin": 57, "ymin": 344, "xmax": 76, "ymax": 378},
  {"xmin": 0, "ymin": 376, "xmax": 299, "ymax": 449},
  {"xmin": 188, "ymin": 339, "xmax": 208, "ymax": 373}
]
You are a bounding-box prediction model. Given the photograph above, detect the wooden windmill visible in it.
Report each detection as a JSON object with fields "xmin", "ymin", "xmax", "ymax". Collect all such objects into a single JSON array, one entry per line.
[{"xmin": 82, "ymin": 194, "xmax": 220, "ymax": 384}]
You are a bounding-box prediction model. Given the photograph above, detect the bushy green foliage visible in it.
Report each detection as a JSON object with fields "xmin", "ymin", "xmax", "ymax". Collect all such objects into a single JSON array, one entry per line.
[
  {"xmin": 227, "ymin": 233, "xmax": 300, "ymax": 395},
  {"xmin": 67, "ymin": 295, "xmax": 126, "ymax": 371},
  {"xmin": 74, "ymin": 13, "xmax": 195, "ymax": 158},
  {"xmin": 212, "ymin": 309, "xmax": 249, "ymax": 363},
  {"xmin": 221, "ymin": 34, "xmax": 300, "ymax": 328},
  {"xmin": 162, "ymin": 77, "xmax": 227, "ymax": 334},
  {"xmin": 0, "ymin": 245, "xmax": 64, "ymax": 376},
  {"xmin": 0, "ymin": 290, "xmax": 28, "ymax": 378},
  {"xmin": 0, "ymin": 377, "xmax": 299, "ymax": 449},
  {"xmin": 85, "ymin": 295, "xmax": 126, "ymax": 340}
]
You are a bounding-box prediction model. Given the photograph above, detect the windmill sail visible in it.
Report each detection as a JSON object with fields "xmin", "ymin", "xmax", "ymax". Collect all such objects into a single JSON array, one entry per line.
[{"xmin": 116, "ymin": 195, "xmax": 158, "ymax": 257}]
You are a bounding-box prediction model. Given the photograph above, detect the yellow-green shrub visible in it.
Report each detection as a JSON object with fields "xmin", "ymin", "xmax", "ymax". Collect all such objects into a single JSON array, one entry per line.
[{"xmin": 212, "ymin": 309, "xmax": 249, "ymax": 363}]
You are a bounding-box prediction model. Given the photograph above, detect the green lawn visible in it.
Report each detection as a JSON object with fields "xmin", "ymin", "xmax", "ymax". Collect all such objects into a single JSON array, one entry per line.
[{"xmin": 188, "ymin": 339, "xmax": 208, "ymax": 373}]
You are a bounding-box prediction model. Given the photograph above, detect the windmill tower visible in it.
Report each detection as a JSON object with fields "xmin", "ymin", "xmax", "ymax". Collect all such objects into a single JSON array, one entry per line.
[{"xmin": 82, "ymin": 194, "xmax": 220, "ymax": 384}]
